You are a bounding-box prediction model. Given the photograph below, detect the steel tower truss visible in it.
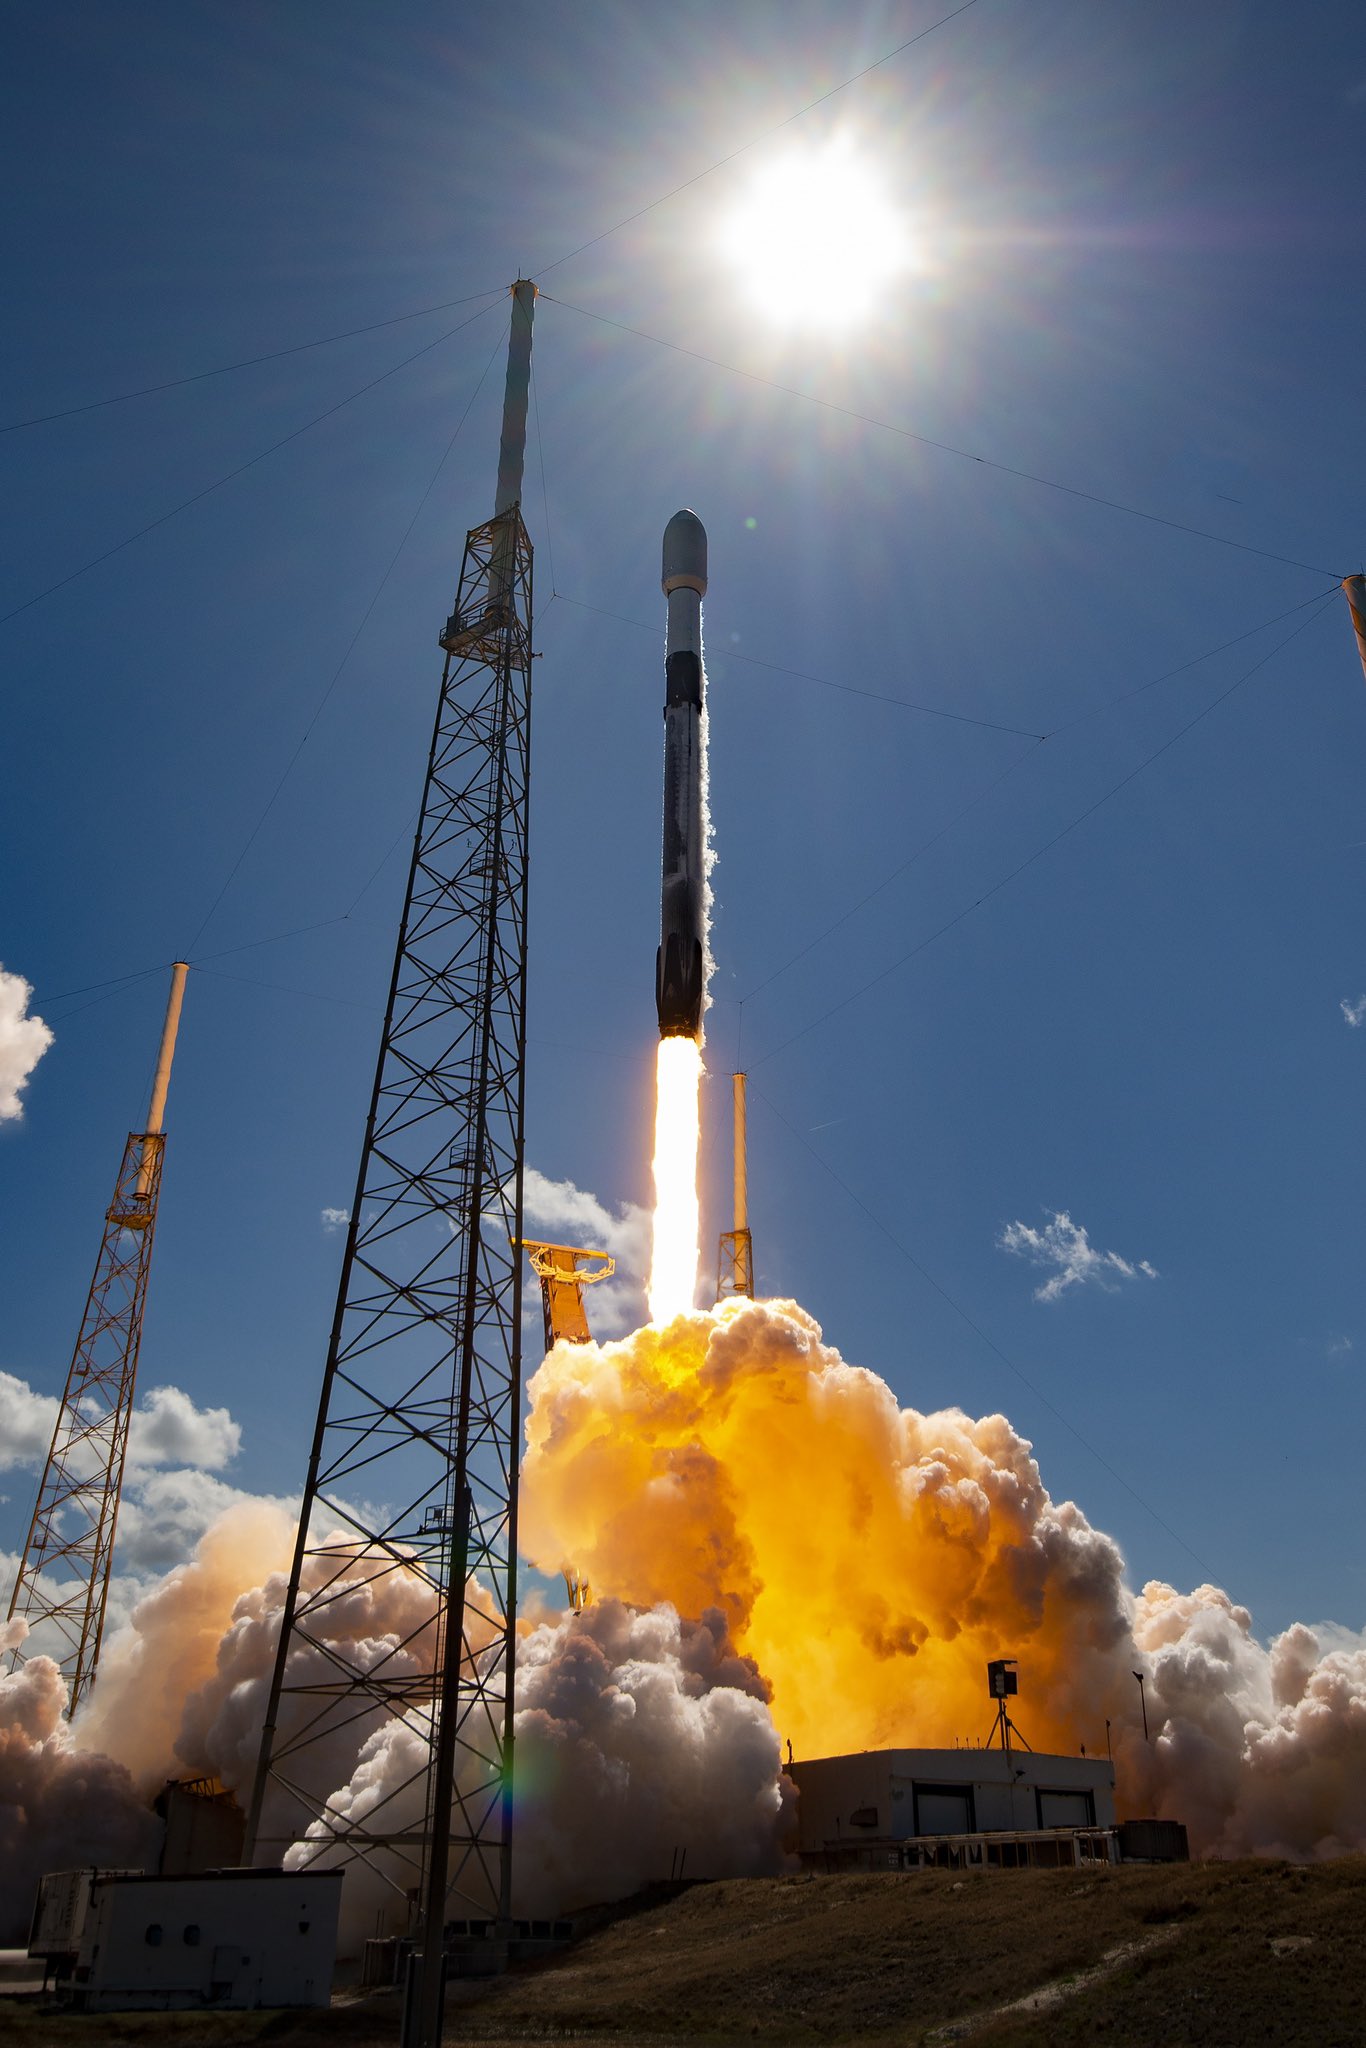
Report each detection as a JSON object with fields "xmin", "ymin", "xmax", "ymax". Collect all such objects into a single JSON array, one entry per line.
[
  {"xmin": 6, "ymin": 1130, "xmax": 165, "ymax": 1712},
  {"xmin": 246, "ymin": 505, "xmax": 533, "ymax": 1928}
]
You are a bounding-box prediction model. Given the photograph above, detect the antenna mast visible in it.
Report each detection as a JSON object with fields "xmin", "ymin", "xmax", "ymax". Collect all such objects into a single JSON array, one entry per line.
[
  {"xmin": 6, "ymin": 962, "xmax": 189, "ymax": 1712},
  {"xmin": 244, "ymin": 285, "xmax": 538, "ymax": 2023}
]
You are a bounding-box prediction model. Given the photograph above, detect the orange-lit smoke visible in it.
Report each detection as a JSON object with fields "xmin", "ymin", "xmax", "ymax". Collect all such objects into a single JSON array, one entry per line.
[
  {"xmin": 647, "ymin": 1037, "xmax": 702, "ymax": 1324},
  {"xmin": 522, "ymin": 1295, "xmax": 1138, "ymax": 1764},
  {"xmin": 520, "ymin": 1295, "xmax": 1366, "ymax": 1862}
]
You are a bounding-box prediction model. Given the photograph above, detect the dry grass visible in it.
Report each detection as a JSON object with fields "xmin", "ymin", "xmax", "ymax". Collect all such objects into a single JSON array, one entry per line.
[{"xmin": 2, "ymin": 1860, "xmax": 1363, "ymax": 2047}]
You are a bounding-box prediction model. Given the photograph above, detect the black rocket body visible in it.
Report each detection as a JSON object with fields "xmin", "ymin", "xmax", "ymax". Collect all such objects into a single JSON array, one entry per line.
[{"xmin": 656, "ymin": 509, "xmax": 708, "ymax": 1039}]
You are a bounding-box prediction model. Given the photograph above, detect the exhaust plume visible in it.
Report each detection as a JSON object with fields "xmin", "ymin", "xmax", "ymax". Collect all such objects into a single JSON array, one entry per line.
[
  {"xmin": 520, "ymin": 1296, "xmax": 1366, "ymax": 1865},
  {"xmin": 6, "ymin": 1294, "xmax": 1366, "ymax": 1936},
  {"xmin": 647, "ymin": 1037, "xmax": 703, "ymax": 1323}
]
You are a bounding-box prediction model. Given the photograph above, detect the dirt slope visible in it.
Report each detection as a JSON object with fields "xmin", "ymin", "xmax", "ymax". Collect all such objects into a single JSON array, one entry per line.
[{"xmin": 1, "ymin": 1860, "xmax": 1363, "ymax": 2047}]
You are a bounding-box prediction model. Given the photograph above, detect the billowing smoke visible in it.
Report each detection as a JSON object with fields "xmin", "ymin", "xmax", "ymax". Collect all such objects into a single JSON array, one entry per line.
[
  {"xmin": 510, "ymin": 1598, "xmax": 788, "ymax": 1908},
  {"xmin": 520, "ymin": 1296, "xmax": 1366, "ymax": 1863},
  {"xmin": 4, "ymin": 1292, "xmax": 1366, "ymax": 1943},
  {"xmin": 259, "ymin": 1598, "xmax": 790, "ymax": 1940},
  {"xmin": 72, "ymin": 1500, "xmax": 295, "ymax": 1790},
  {"xmin": 1128, "ymin": 1585, "xmax": 1366, "ymax": 1858},
  {"xmin": 0, "ymin": 1623, "xmax": 163, "ymax": 1940}
]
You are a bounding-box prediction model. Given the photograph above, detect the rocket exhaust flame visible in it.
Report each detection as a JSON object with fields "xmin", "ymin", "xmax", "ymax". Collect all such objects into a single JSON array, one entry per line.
[{"xmin": 647, "ymin": 1036, "xmax": 702, "ymax": 1323}]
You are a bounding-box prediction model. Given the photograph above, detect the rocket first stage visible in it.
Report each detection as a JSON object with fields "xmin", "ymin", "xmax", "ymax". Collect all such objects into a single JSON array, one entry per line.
[{"xmin": 656, "ymin": 510, "xmax": 708, "ymax": 1039}]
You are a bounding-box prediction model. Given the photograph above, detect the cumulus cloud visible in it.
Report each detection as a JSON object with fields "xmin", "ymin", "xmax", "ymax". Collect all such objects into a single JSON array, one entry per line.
[
  {"xmin": 521, "ymin": 1167, "xmax": 651, "ymax": 1339},
  {"xmin": 0, "ymin": 1363, "xmax": 282, "ymax": 1598},
  {"xmin": 1340, "ymin": 996, "xmax": 1366, "ymax": 1028},
  {"xmin": 998, "ymin": 1209, "xmax": 1158, "ymax": 1302},
  {"xmin": 127, "ymin": 1385, "xmax": 241, "ymax": 1474},
  {"xmin": 321, "ymin": 1206, "xmax": 350, "ymax": 1233},
  {"xmin": 111, "ymin": 1467, "xmax": 295, "ymax": 1575},
  {"xmin": 0, "ymin": 967, "xmax": 53, "ymax": 1123},
  {"xmin": 1, "ymin": 1371, "xmax": 242, "ymax": 1490},
  {"xmin": 0, "ymin": 1370, "xmax": 58, "ymax": 1469}
]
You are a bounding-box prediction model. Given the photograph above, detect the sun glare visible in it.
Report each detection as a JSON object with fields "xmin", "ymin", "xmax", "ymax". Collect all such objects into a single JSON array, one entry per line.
[{"xmin": 719, "ymin": 142, "xmax": 908, "ymax": 328}]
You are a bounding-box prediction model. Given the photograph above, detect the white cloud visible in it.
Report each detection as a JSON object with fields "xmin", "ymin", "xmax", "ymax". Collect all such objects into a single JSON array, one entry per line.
[
  {"xmin": 127, "ymin": 1385, "xmax": 240, "ymax": 1474},
  {"xmin": 1341, "ymin": 997, "xmax": 1366, "ymax": 1028},
  {"xmin": 0, "ymin": 1370, "xmax": 268, "ymax": 1630},
  {"xmin": 110, "ymin": 1467, "xmax": 295, "ymax": 1576},
  {"xmin": 321, "ymin": 1206, "xmax": 351, "ymax": 1233},
  {"xmin": 0, "ymin": 1369, "xmax": 58, "ymax": 1469},
  {"xmin": 0, "ymin": 967, "xmax": 54, "ymax": 1122},
  {"xmin": 998, "ymin": 1209, "xmax": 1159, "ymax": 1303},
  {"xmin": 1, "ymin": 1370, "xmax": 241, "ymax": 1480},
  {"xmin": 520, "ymin": 1167, "xmax": 651, "ymax": 1340},
  {"xmin": 1326, "ymin": 1333, "xmax": 1354, "ymax": 1360}
]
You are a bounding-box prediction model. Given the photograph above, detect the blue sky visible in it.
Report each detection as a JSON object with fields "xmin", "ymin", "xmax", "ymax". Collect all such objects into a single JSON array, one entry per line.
[{"xmin": 3, "ymin": 1, "xmax": 1365, "ymax": 1637}]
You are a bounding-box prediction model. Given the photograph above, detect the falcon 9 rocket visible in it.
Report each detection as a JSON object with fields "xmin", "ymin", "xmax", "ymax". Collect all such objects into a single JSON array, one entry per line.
[{"xmin": 656, "ymin": 509, "xmax": 708, "ymax": 1040}]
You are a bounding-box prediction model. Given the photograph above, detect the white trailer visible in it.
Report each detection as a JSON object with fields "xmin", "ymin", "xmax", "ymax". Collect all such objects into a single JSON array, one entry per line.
[{"xmin": 35, "ymin": 1868, "xmax": 343, "ymax": 2012}]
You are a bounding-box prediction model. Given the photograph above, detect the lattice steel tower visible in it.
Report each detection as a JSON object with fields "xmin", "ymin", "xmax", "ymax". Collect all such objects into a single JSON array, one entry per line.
[
  {"xmin": 245, "ymin": 284, "xmax": 537, "ymax": 1984},
  {"xmin": 6, "ymin": 961, "xmax": 190, "ymax": 1712}
]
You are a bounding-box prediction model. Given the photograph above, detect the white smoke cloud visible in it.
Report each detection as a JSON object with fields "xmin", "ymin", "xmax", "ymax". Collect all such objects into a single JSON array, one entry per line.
[
  {"xmin": 276, "ymin": 1597, "xmax": 791, "ymax": 1934},
  {"xmin": 127, "ymin": 1385, "xmax": 241, "ymax": 1474},
  {"xmin": 521, "ymin": 1167, "xmax": 650, "ymax": 1338},
  {"xmin": 1130, "ymin": 1586, "xmax": 1366, "ymax": 1859},
  {"xmin": 0, "ymin": 1370, "xmax": 58, "ymax": 1468},
  {"xmin": 6, "ymin": 1299, "xmax": 1366, "ymax": 1949},
  {"xmin": 1340, "ymin": 996, "xmax": 1366, "ymax": 1028},
  {"xmin": 998, "ymin": 1209, "xmax": 1158, "ymax": 1302},
  {"xmin": 174, "ymin": 1532, "xmax": 448, "ymax": 1808},
  {"xmin": 0, "ymin": 1654, "xmax": 163, "ymax": 1941},
  {"xmin": 0, "ymin": 967, "xmax": 53, "ymax": 1122},
  {"xmin": 509, "ymin": 1599, "xmax": 790, "ymax": 1911},
  {"xmin": 321, "ymin": 1206, "xmax": 350, "ymax": 1233},
  {"xmin": 73, "ymin": 1500, "xmax": 295, "ymax": 1792}
]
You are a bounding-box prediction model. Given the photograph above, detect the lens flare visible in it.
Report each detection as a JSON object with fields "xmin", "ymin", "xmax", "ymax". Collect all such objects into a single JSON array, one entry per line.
[{"xmin": 647, "ymin": 1037, "xmax": 702, "ymax": 1324}]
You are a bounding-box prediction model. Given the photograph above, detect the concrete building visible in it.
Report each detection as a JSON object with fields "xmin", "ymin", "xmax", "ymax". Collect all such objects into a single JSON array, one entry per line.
[
  {"xmin": 792, "ymin": 1748, "xmax": 1119, "ymax": 1872},
  {"xmin": 30, "ymin": 1868, "xmax": 343, "ymax": 2011}
]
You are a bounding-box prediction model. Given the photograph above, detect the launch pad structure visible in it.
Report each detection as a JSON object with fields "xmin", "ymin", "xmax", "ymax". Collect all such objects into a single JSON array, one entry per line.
[
  {"xmin": 518, "ymin": 1239, "xmax": 616, "ymax": 1348},
  {"xmin": 244, "ymin": 283, "xmax": 538, "ymax": 2040},
  {"xmin": 717, "ymin": 1071, "xmax": 754, "ymax": 1300},
  {"xmin": 6, "ymin": 962, "xmax": 190, "ymax": 1714}
]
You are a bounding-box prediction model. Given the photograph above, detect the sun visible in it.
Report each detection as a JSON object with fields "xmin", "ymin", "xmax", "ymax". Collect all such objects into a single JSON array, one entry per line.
[{"xmin": 718, "ymin": 141, "xmax": 909, "ymax": 329}]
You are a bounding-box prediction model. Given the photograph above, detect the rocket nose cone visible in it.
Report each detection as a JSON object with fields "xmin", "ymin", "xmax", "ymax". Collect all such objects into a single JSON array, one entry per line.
[{"xmin": 662, "ymin": 509, "xmax": 708, "ymax": 597}]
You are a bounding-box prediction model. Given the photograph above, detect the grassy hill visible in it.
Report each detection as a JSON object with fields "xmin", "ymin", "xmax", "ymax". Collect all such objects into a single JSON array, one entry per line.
[{"xmin": 3, "ymin": 1859, "xmax": 1364, "ymax": 2046}]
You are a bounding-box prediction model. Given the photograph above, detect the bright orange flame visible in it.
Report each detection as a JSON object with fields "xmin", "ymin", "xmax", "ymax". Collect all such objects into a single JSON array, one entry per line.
[{"xmin": 647, "ymin": 1037, "xmax": 702, "ymax": 1324}]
